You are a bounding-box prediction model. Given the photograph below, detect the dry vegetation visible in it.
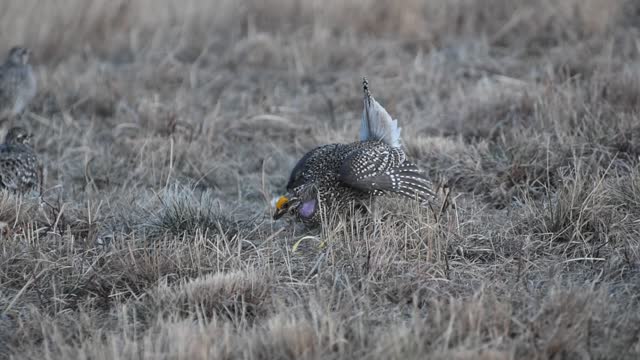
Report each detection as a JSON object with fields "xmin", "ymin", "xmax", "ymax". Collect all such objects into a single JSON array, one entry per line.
[{"xmin": 1, "ymin": 0, "xmax": 640, "ymax": 358}]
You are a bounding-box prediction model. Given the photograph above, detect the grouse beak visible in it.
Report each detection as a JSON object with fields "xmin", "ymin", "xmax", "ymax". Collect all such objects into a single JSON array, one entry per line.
[{"xmin": 272, "ymin": 195, "xmax": 290, "ymax": 220}]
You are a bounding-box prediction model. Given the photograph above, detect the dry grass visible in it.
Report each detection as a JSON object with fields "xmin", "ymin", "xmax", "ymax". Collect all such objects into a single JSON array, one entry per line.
[{"xmin": 1, "ymin": 0, "xmax": 640, "ymax": 358}]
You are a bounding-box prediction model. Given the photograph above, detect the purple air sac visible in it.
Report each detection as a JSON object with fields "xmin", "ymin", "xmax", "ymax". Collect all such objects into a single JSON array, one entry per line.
[{"xmin": 299, "ymin": 199, "xmax": 317, "ymax": 218}]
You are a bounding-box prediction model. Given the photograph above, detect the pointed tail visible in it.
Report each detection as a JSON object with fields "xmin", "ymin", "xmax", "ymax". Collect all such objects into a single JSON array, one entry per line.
[{"xmin": 359, "ymin": 77, "xmax": 402, "ymax": 148}]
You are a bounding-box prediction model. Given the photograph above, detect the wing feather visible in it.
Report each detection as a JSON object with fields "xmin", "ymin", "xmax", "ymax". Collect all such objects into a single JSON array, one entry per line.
[{"xmin": 339, "ymin": 145, "xmax": 435, "ymax": 202}]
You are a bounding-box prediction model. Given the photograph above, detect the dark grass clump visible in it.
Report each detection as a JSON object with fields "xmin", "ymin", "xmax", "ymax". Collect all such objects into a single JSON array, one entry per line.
[{"xmin": 140, "ymin": 185, "xmax": 254, "ymax": 241}]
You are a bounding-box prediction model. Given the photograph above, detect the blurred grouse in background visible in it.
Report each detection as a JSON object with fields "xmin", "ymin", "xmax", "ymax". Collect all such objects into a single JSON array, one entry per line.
[
  {"xmin": 273, "ymin": 78, "xmax": 434, "ymax": 226},
  {"xmin": 0, "ymin": 46, "xmax": 37, "ymax": 122},
  {"xmin": 0, "ymin": 127, "xmax": 41, "ymax": 194}
]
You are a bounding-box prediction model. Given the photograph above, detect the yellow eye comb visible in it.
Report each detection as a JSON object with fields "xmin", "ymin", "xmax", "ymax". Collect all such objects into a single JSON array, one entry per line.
[{"xmin": 275, "ymin": 196, "xmax": 289, "ymax": 210}]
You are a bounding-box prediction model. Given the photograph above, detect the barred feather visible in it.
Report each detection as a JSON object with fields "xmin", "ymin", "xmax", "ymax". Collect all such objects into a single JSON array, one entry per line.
[
  {"xmin": 339, "ymin": 146, "xmax": 435, "ymax": 202},
  {"xmin": 0, "ymin": 127, "xmax": 41, "ymax": 193},
  {"xmin": 387, "ymin": 163, "xmax": 436, "ymax": 202}
]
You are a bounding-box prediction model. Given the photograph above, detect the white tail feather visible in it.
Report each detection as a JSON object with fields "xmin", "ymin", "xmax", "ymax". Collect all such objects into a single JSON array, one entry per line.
[{"xmin": 359, "ymin": 78, "xmax": 402, "ymax": 148}]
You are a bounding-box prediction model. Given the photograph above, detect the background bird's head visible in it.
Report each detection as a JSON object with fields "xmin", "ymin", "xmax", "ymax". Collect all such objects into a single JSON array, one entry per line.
[
  {"xmin": 7, "ymin": 46, "xmax": 31, "ymax": 65},
  {"xmin": 5, "ymin": 127, "xmax": 32, "ymax": 145}
]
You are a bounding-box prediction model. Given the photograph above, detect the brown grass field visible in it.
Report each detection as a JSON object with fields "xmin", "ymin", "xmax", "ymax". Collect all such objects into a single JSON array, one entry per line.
[{"xmin": 1, "ymin": 0, "xmax": 640, "ymax": 358}]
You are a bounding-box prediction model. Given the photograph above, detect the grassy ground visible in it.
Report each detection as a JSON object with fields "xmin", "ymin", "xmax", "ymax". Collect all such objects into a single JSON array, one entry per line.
[{"xmin": 1, "ymin": 0, "xmax": 640, "ymax": 358}]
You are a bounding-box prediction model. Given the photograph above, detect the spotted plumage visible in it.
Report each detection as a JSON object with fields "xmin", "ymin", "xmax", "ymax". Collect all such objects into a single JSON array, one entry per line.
[
  {"xmin": 0, "ymin": 127, "xmax": 42, "ymax": 194},
  {"xmin": 0, "ymin": 47, "xmax": 37, "ymax": 121},
  {"xmin": 273, "ymin": 78, "xmax": 434, "ymax": 226}
]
